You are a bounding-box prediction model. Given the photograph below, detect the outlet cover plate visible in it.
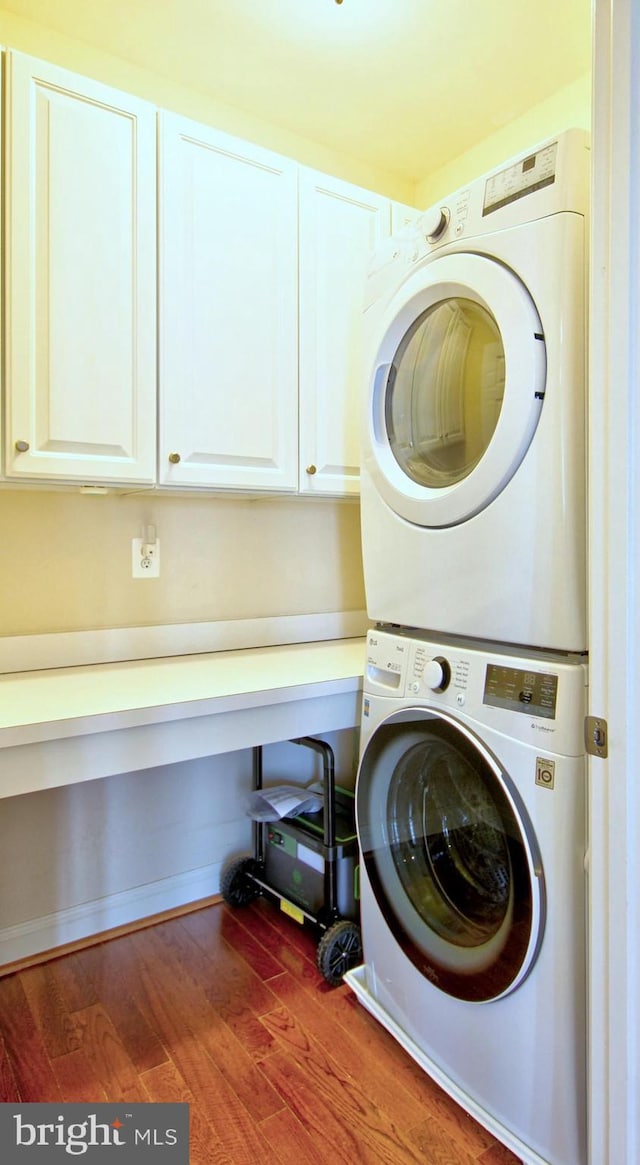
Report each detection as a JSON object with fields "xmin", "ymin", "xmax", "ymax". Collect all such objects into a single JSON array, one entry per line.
[{"xmin": 132, "ymin": 537, "xmax": 160, "ymax": 578}]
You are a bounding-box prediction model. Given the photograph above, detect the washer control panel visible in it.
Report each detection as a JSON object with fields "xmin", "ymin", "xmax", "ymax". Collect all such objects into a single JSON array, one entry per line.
[
  {"xmin": 408, "ymin": 641, "xmax": 471, "ymax": 707},
  {"xmin": 483, "ymin": 663, "xmax": 558, "ymax": 720},
  {"xmin": 364, "ymin": 629, "xmax": 587, "ymax": 753},
  {"xmin": 365, "ymin": 630, "xmax": 410, "ymax": 694},
  {"xmin": 423, "ymin": 656, "xmax": 451, "ymax": 692}
]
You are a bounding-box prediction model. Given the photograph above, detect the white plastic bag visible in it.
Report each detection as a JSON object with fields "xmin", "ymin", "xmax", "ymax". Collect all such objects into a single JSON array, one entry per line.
[{"xmin": 245, "ymin": 783, "xmax": 324, "ymax": 822}]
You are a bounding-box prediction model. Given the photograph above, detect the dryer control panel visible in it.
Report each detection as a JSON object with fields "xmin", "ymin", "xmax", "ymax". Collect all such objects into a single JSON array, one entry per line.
[
  {"xmin": 482, "ymin": 140, "xmax": 558, "ymax": 217},
  {"xmin": 364, "ymin": 127, "xmax": 589, "ymax": 285}
]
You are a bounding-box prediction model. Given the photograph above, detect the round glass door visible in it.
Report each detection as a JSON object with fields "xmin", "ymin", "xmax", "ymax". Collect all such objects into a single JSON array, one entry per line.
[
  {"xmin": 386, "ymin": 298, "xmax": 505, "ymax": 489},
  {"xmin": 364, "ymin": 253, "xmax": 546, "ymax": 527},
  {"xmin": 357, "ymin": 711, "xmax": 545, "ymax": 1002}
]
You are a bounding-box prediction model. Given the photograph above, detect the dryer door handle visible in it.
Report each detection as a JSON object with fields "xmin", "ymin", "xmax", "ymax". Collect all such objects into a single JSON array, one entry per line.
[{"xmin": 371, "ymin": 363, "xmax": 392, "ymax": 445}]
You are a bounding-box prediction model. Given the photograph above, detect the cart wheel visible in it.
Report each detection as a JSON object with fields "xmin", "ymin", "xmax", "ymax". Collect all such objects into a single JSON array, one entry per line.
[
  {"xmin": 220, "ymin": 856, "xmax": 260, "ymax": 908},
  {"xmin": 316, "ymin": 920, "xmax": 362, "ymax": 986}
]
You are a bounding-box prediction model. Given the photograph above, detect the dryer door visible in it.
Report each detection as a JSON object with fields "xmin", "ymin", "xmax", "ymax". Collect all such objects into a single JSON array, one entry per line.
[
  {"xmin": 364, "ymin": 253, "xmax": 546, "ymax": 527},
  {"xmin": 356, "ymin": 708, "xmax": 545, "ymax": 1002}
]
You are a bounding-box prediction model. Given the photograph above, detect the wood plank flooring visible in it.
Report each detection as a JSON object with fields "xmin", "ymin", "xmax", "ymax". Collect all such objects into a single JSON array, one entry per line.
[{"xmin": 0, "ymin": 898, "xmax": 521, "ymax": 1164}]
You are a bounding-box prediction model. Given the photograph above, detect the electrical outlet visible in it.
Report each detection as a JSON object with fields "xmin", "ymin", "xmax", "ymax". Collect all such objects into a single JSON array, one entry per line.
[{"xmin": 132, "ymin": 537, "xmax": 160, "ymax": 578}]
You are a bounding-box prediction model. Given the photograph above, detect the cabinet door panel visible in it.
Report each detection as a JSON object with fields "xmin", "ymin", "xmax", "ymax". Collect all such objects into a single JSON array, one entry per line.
[
  {"xmin": 5, "ymin": 52, "xmax": 157, "ymax": 483},
  {"xmin": 299, "ymin": 171, "xmax": 390, "ymax": 496},
  {"xmin": 159, "ymin": 114, "xmax": 298, "ymax": 490}
]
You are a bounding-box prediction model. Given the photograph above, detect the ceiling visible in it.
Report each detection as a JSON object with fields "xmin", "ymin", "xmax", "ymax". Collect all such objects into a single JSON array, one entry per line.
[{"xmin": 2, "ymin": 0, "xmax": 592, "ymax": 183}]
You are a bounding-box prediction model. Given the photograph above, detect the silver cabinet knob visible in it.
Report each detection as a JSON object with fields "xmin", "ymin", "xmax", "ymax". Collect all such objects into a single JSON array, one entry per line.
[{"xmin": 14, "ymin": 440, "xmax": 30, "ymax": 453}]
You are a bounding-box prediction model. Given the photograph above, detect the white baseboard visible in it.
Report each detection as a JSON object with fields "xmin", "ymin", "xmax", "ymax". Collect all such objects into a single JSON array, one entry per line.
[{"xmin": 0, "ymin": 863, "xmax": 226, "ymax": 966}]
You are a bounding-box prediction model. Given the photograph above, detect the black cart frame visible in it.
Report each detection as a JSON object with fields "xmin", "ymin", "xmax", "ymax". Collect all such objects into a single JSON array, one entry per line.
[{"xmin": 221, "ymin": 736, "xmax": 362, "ymax": 986}]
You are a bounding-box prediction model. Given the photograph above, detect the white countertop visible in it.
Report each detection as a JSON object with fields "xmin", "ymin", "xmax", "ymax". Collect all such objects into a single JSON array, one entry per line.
[
  {"xmin": 0, "ymin": 637, "xmax": 366, "ymax": 746},
  {"xmin": 0, "ymin": 638, "xmax": 366, "ymax": 798}
]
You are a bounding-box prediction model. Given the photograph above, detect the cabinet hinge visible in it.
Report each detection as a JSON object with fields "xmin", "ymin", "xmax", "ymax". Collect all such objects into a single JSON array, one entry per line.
[{"xmin": 585, "ymin": 715, "xmax": 608, "ymax": 758}]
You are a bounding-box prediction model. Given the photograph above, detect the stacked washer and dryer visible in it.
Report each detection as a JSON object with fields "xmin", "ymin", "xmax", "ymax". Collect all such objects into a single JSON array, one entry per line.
[{"xmin": 345, "ymin": 130, "xmax": 590, "ymax": 1165}]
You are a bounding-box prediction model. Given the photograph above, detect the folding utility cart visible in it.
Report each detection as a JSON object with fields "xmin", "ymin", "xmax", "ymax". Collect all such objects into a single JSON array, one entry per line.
[{"xmin": 221, "ymin": 736, "xmax": 362, "ymax": 986}]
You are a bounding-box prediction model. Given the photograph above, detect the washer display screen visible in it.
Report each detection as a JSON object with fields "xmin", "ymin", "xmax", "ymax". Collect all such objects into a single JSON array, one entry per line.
[{"xmin": 483, "ymin": 665, "xmax": 558, "ymax": 719}]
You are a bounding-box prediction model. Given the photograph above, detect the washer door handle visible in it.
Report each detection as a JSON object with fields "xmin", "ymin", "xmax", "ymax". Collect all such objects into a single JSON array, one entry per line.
[{"xmin": 371, "ymin": 363, "xmax": 392, "ymax": 444}]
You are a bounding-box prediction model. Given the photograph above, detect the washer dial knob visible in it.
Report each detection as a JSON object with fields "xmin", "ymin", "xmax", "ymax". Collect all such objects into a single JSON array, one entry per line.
[
  {"xmin": 424, "ymin": 656, "xmax": 451, "ymax": 692},
  {"xmin": 421, "ymin": 206, "xmax": 449, "ymax": 243}
]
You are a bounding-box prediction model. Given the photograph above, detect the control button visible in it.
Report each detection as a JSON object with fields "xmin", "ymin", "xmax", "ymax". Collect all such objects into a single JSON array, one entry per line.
[
  {"xmin": 455, "ymin": 222, "xmax": 465, "ymax": 236},
  {"xmin": 456, "ymin": 691, "xmax": 466, "ymax": 707},
  {"xmin": 420, "ymin": 206, "xmax": 450, "ymax": 243},
  {"xmin": 408, "ymin": 681, "xmax": 420, "ymax": 693},
  {"xmin": 424, "ymin": 656, "xmax": 451, "ymax": 692}
]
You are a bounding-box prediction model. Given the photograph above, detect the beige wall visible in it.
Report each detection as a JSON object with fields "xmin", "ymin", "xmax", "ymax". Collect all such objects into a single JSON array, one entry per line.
[{"xmin": 0, "ymin": 490, "xmax": 365, "ymax": 637}]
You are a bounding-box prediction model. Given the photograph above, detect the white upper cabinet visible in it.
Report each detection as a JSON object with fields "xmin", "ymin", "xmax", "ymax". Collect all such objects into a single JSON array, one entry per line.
[
  {"xmin": 158, "ymin": 113, "xmax": 299, "ymax": 491},
  {"xmin": 2, "ymin": 48, "xmax": 417, "ymax": 496},
  {"xmin": 298, "ymin": 170, "xmax": 391, "ymax": 496},
  {"xmin": 4, "ymin": 52, "xmax": 157, "ymax": 484}
]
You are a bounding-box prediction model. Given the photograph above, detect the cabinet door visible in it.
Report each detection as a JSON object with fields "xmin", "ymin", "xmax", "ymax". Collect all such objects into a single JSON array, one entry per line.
[
  {"xmin": 158, "ymin": 114, "xmax": 298, "ymax": 491},
  {"xmin": 299, "ymin": 170, "xmax": 390, "ymax": 496},
  {"xmin": 5, "ymin": 52, "xmax": 157, "ymax": 484}
]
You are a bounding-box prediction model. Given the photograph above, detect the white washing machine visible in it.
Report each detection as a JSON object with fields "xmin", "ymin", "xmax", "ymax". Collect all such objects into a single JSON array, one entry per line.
[
  {"xmin": 346, "ymin": 627, "xmax": 588, "ymax": 1165},
  {"xmin": 361, "ymin": 130, "xmax": 589, "ymax": 652}
]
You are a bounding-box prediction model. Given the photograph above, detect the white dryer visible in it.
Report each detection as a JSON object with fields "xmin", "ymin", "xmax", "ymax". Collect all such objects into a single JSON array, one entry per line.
[
  {"xmin": 361, "ymin": 130, "xmax": 589, "ymax": 652},
  {"xmin": 346, "ymin": 627, "xmax": 588, "ymax": 1165}
]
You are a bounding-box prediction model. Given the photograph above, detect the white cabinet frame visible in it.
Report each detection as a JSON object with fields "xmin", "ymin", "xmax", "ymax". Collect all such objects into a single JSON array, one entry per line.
[{"xmin": 589, "ymin": 1, "xmax": 640, "ymax": 1160}]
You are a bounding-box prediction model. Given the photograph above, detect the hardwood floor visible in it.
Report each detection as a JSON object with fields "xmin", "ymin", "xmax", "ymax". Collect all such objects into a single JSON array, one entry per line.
[{"xmin": 0, "ymin": 898, "xmax": 521, "ymax": 1164}]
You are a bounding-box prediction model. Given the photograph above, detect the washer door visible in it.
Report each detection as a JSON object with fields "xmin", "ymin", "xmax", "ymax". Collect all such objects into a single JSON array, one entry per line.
[
  {"xmin": 357, "ymin": 709, "xmax": 545, "ymax": 1002},
  {"xmin": 364, "ymin": 253, "xmax": 546, "ymax": 527}
]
